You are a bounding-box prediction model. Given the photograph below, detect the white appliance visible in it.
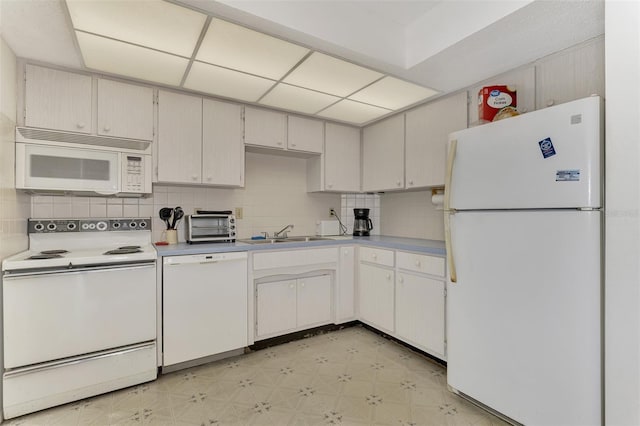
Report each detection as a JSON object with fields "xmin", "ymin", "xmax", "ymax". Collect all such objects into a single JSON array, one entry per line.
[
  {"xmin": 1, "ymin": 218, "xmax": 158, "ymax": 419},
  {"xmin": 162, "ymin": 252, "xmax": 248, "ymax": 369},
  {"xmin": 316, "ymin": 220, "xmax": 341, "ymax": 236},
  {"xmin": 15, "ymin": 127, "xmax": 152, "ymax": 196},
  {"xmin": 444, "ymin": 96, "xmax": 602, "ymax": 425}
]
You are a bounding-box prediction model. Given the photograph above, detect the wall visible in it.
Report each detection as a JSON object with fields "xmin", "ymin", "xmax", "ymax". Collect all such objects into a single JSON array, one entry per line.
[
  {"xmin": 604, "ymin": 1, "xmax": 640, "ymax": 424},
  {"xmin": 32, "ymin": 152, "xmax": 341, "ymax": 242},
  {"xmin": 380, "ymin": 191, "xmax": 444, "ymax": 240},
  {"xmin": 0, "ymin": 38, "xmax": 30, "ymax": 260}
]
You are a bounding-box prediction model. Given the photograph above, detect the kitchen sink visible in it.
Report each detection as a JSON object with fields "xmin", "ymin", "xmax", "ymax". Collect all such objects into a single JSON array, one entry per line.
[{"xmin": 239, "ymin": 236, "xmax": 333, "ymax": 244}]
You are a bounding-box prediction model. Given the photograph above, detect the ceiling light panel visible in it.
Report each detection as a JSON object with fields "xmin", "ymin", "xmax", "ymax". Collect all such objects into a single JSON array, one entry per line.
[
  {"xmin": 76, "ymin": 32, "xmax": 188, "ymax": 86},
  {"xmin": 284, "ymin": 52, "xmax": 383, "ymax": 97},
  {"xmin": 259, "ymin": 84, "xmax": 340, "ymax": 114},
  {"xmin": 184, "ymin": 61, "xmax": 275, "ymax": 102},
  {"xmin": 66, "ymin": 0, "xmax": 207, "ymax": 57},
  {"xmin": 349, "ymin": 76, "xmax": 439, "ymax": 110},
  {"xmin": 317, "ymin": 100, "xmax": 391, "ymax": 124},
  {"xmin": 196, "ymin": 18, "xmax": 309, "ymax": 80}
]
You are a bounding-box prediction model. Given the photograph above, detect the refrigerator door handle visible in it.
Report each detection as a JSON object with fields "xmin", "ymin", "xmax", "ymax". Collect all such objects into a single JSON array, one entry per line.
[
  {"xmin": 444, "ymin": 138, "xmax": 457, "ymax": 210},
  {"xmin": 444, "ymin": 211, "xmax": 457, "ymax": 283}
]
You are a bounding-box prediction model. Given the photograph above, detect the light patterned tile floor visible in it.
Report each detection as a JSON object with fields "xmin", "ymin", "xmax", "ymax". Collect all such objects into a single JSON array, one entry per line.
[{"xmin": 4, "ymin": 326, "xmax": 509, "ymax": 425}]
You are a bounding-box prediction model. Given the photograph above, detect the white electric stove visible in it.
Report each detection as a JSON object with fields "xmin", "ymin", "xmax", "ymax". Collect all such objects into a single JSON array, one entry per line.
[{"xmin": 2, "ymin": 218, "xmax": 158, "ymax": 419}]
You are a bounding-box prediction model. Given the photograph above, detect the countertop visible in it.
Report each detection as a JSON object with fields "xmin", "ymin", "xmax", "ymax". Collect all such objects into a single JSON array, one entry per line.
[{"xmin": 154, "ymin": 235, "xmax": 445, "ymax": 257}]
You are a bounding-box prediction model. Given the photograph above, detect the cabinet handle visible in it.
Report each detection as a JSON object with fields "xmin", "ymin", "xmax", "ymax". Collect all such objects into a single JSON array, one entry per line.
[
  {"xmin": 206, "ymin": 176, "xmax": 212, "ymax": 181},
  {"xmin": 300, "ymin": 282, "xmax": 305, "ymax": 287},
  {"xmin": 415, "ymin": 260, "xmax": 421, "ymax": 267},
  {"xmin": 327, "ymin": 183, "xmax": 333, "ymax": 189},
  {"xmin": 291, "ymin": 143, "xmax": 296, "ymax": 147},
  {"xmin": 191, "ymin": 175, "xmax": 198, "ymax": 181},
  {"xmin": 277, "ymin": 141, "xmax": 283, "ymax": 146},
  {"xmin": 289, "ymin": 283, "xmax": 295, "ymax": 289},
  {"xmin": 103, "ymin": 125, "xmax": 111, "ymax": 132},
  {"xmin": 372, "ymin": 253, "xmax": 377, "ymax": 260},
  {"xmin": 399, "ymin": 276, "xmax": 404, "ymax": 284},
  {"xmin": 386, "ymin": 273, "xmax": 391, "ymax": 280},
  {"xmin": 343, "ymin": 249, "xmax": 349, "ymax": 255},
  {"xmin": 547, "ymin": 99, "xmax": 555, "ymax": 107},
  {"xmin": 396, "ymin": 180, "xmax": 401, "ymax": 186},
  {"xmin": 408, "ymin": 180, "xmax": 413, "ymax": 186},
  {"xmin": 76, "ymin": 122, "xmax": 86, "ymax": 129}
]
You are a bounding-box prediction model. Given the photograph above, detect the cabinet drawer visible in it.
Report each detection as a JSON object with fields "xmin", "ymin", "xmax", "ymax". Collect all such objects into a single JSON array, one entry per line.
[
  {"xmin": 359, "ymin": 246, "xmax": 394, "ymax": 267},
  {"xmin": 397, "ymin": 251, "xmax": 444, "ymax": 276},
  {"xmin": 253, "ymin": 247, "xmax": 338, "ymax": 270}
]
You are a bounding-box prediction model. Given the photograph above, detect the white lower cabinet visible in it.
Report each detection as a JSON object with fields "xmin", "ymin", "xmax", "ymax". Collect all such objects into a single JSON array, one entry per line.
[
  {"xmin": 358, "ymin": 263, "xmax": 395, "ymax": 333},
  {"xmin": 256, "ymin": 274, "xmax": 332, "ymax": 339},
  {"xmin": 162, "ymin": 252, "xmax": 248, "ymax": 367},
  {"xmin": 336, "ymin": 246, "xmax": 356, "ymax": 323},
  {"xmin": 395, "ymin": 272, "xmax": 445, "ymax": 358}
]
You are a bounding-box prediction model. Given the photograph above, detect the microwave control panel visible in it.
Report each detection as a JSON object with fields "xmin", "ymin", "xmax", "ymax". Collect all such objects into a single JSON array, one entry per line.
[{"xmin": 122, "ymin": 155, "xmax": 147, "ymax": 193}]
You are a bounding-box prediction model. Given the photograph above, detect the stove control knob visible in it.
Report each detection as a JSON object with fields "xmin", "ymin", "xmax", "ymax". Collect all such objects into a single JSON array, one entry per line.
[
  {"xmin": 67, "ymin": 222, "xmax": 77, "ymax": 231},
  {"xmin": 138, "ymin": 221, "xmax": 147, "ymax": 228},
  {"xmin": 34, "ymin": 223, "xmax": 45, "ymax": 232},
  {"xmin": 47, "ymin": 222, "xmax": 57, "ymax": 231},
  {"xmin": 96, "ymin": 221, "xmax": 108, "ymax": 231},
  {"xmin": 112, "ymin": 222, "xmax": 121, "ymax": 229},
  {"xmin": 129, "ymin": 222, "xmax": 137, "ymax": 228}
]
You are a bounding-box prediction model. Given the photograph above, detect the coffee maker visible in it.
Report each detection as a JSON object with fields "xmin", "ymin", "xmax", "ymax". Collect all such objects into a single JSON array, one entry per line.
[{"xmin": 353, "ymin": 208, "xmax": 373, "ymax": 236}]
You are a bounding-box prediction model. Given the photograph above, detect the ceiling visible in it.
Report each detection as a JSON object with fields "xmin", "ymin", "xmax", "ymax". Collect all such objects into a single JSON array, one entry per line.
[{"xmin": 0, "ymin": 0, "xmax": 604, "ymax": 126}]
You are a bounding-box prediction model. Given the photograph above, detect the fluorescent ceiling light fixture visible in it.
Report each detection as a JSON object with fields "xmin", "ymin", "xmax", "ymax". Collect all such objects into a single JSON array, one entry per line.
[
  {"xmin": 184, "ymin": 61, "xmax": 275, "ymax": 103},
  {"xmin": 76, "ymin": 32, "xmax": 188, "ymax": 86},
  {"xmin": 259, "ymin": 84, "xmax": 340, "ymax": 114},
  {"xmin": 196, "ymin": 18, "xmax": 309, "ymax": 80},
  {"xmin": 317, "ymin": 99, "xmax": 391, "ymax": 124},
  {"xmin": 66, "ymin": 0, "xmax": 207, "ymax": 57},
  {"xmin": 349, "ymin": 76, "xmax": 439, "ymax": 110},
  {"xmin": 284, "ymin": 52, "xmax": 383, "ymax": 97}
]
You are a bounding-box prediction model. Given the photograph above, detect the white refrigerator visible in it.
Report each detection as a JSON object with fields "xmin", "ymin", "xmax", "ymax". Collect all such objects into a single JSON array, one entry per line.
[{"xmin": 444, "ymin": 96, "xmax": 602, "ymax": 425}]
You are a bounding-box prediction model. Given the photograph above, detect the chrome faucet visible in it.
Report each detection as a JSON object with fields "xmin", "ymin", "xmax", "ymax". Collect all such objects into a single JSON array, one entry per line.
[{"xmin": 274, "ymin": 224, "xmax": 294, "ymax": 238}]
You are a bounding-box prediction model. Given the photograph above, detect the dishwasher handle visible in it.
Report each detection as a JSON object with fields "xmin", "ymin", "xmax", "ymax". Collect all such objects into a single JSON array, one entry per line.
[{"xmin": 163, "ymin": 251, "xmax": 247, "ymax": 266}]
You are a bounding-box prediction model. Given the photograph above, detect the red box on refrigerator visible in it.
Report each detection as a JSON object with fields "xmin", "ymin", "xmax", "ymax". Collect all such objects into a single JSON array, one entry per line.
[{"xmin": 478, "ymin": 86, "xmax": 517, "ymax": 122}]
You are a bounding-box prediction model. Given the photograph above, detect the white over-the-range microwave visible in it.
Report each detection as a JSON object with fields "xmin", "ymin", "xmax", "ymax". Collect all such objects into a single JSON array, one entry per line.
[{"xmin": 15, "ymin": 127, "xmax": 152, "ymax": 197}]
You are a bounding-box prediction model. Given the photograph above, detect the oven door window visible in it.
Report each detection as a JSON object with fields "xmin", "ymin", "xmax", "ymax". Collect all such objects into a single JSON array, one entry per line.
[
  {"xmin": 192, "ymin": 218, "xmax": 230, "ymax": 238},
  {"xmin": 24, "ymin": 144, "xmax": 119, "ymax": 192}
]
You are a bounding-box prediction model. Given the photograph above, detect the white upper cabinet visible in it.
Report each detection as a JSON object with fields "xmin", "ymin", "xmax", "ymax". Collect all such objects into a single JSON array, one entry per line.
[
  {"xmin": 157, "ymin": 90, "xmax": 203, "ymax": 184},
  {"xmin": 202, "ymin": 99, "xmax": 245, "ymax": 187},
  {"xmin": 97, "ymin": 79, "xmax": 154, "ymax": 141},
  {"xmin": 244, "ymin": 107, "xmax": 287, "ymax": 149},
  {"xmin": 287, "ymin": 115, "xmax": 323, "ymax": 154},
  {"xmin": 405, "ymin": 92, "xmax": 467, "ymax": 188},
  {"xmin": 536, "ymin": 36, "xmax": 604, "ymax": 110},
  {"xmin": 24, "ymin": 64, "xmax": 93, "ymax": 134},
  {"xmin": 307, "ymin": 121, "xmax": 360, "ymax": 193},
  {"xmin": 362, "ymin": 114, "xmax": 404, "ymax": 192}
]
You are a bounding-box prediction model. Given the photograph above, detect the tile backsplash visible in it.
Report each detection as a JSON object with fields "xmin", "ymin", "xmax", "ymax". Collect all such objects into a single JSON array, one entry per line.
[{"xmin": 340, "ymin": 193, "xmax": 381, "ymax": 235}]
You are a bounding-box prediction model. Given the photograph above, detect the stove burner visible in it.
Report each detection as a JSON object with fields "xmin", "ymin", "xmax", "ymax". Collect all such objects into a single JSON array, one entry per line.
[
  {"xmin": 28, "ymin": 254, "xmax": 63, "ymax": 260},
  {"xmin": 103, "ymin": 248, "xmax": 143, "ymax": 255},
  {"xmin": 40, "ymin": 249, "xmax": 69, "ymax": 255},
  {"xmin": 118, "ymin": 246, "xmax": 141, "ymax": 250}
]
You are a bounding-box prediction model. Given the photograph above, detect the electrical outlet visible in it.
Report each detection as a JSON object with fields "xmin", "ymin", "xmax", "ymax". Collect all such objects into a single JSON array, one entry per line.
[
  {"xmin": 235, "ymin": 207, "xmax": 244, "ymax": 219},
  {"xmin": 329, "ymin": 208, "xmax": 336, "ymax": 216}
]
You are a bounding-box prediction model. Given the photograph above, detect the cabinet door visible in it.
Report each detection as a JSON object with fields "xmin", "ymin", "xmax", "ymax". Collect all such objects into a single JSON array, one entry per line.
[
  {"xmin": 287, "ymin": 116, "xmax": 323, "ymax": 153},
  {"xmin": 297, "ymin": 275, "xmax": 332, "ymax": 328},
  {"xmin": 244, "ymin": 107, "xmax": 286, "ymax": 149},
  {"xmin": 405, "ymin": 92, "xmax": 467, "ymax": 188},
  {"xmin": 324, "ymin": 123, "xmax": 361, "ymax": 192},
  {"xmin": 536, "ymin": 37, "xmax": 604, "ymax": 109},
  {"xmin": 336, "ymin": 246, "xmax": 356, "ymax": 323},
  {"xmin": 202, "ymin": 99, "xmax": 244, "ymax": 187},
  {"xmin": 97, "ymin": 79, "xmax": 154, "ymax": 140},
  {"xmin": 362, "ymin": 114, "xmax": 404, "ymax": 192},
  {"xmin": 25, "ymin": 64, "xmax": 92, "ymax": 133},
  {"xmin": 358, "ymin": 263, "xmax": 394, "ymax": 332},
  {"xmin": 256, "ymin": 279, "xmax": 297, "ymax": 337},
  {"xmin": 396, "ymin": 273, "xmax": 445, "ymax": 358},
  {"xmin": 157, "ymin": 90, "xmax": 203, "ymax": 184},
  {"xmin": 163, "ymin": 256, "xmax": 248, "ymax": 366}
]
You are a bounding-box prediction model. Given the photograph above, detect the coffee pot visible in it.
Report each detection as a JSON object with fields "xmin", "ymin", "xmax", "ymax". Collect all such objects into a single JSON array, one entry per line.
[{"xmin": 353, "ymin": 208, "xmax": 373, "ymax": 236}]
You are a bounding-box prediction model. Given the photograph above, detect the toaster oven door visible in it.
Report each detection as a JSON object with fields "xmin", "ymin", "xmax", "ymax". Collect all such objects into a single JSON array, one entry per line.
[{"xmin": 188, "ymin": 216, "xmax": 235, "ymax": 242}]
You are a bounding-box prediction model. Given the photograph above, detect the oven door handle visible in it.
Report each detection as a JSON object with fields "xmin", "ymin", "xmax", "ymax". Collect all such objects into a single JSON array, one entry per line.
[{"xmin": 3, "ymin": 262, "xmax": 156, "ymax": 278}]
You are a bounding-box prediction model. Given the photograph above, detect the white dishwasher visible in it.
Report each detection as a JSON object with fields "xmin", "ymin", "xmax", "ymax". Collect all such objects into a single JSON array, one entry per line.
[{"xmin": 162, "ymin": 251, "xmax": 248, "ymax": 368}]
